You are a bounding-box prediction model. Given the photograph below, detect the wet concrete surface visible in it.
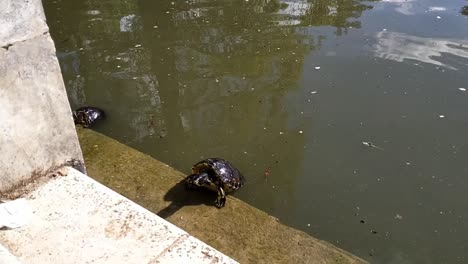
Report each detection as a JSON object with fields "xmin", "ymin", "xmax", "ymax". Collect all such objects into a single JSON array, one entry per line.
[{"xmin": 77, "ymin": 128, "xmax": 366, "ymax": 264}]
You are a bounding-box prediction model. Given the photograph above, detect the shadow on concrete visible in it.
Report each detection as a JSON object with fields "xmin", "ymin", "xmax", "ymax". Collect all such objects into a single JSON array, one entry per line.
[{"xmin": 157, "ymin": 179, "xmax": 215, "ymax": 219}]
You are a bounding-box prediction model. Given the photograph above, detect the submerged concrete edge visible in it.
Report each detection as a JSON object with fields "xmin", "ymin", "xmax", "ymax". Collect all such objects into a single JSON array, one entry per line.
[{"xmin": 79, "ymin": 128, "xmax": 368, "ymax": 264}]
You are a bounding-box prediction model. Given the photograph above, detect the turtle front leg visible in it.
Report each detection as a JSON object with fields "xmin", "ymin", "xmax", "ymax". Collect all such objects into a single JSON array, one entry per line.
[
  {"xmin": 215, "ymin": 186, "xmax": 226, "ymax": 208},
  {"xmin": 83, "ymin": 116, "xmax": 91, "ymax": 128}
]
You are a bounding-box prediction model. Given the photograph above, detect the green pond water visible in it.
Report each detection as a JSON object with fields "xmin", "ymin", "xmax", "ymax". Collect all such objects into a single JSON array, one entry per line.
[{"xmin": 43, "ymin": 0, "xmax": 468, "ymax": 263}]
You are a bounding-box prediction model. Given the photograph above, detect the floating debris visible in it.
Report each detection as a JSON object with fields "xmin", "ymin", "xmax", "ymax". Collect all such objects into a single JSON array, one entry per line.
[
  {"xmin": 439, "ymin": 115, "xmax": 445, "ymax": 118},
  {"xmin": 360, "ymin": 220, "xmax": 366, "ymax": 224},
  {"xmin": 395, "ymin": 214, "xmax": 403, "ymax": 220},
  {"xmin": 264, "ymin": 166, "xmax": 271, "ymax": 181},
  {"xmin": 362, "ymin": 141, "xmax": 384, "ymax": 150},
  {"xmin": 134, "ymin": 44, "xmax": 142, "ymax": 48},
  {"xmin": 458, "ymin": 88, "xmax": 466, "ymax": 91},
  {"xmin": 315, "ymin": 66, "xmax": 321, "ymax": 70},
  {"xmin": 310, "ymin": 91, "xmax": 318, "ymax": 94},
  {"xmin": 436, "ymin": 16, "xmax": 441, "ymax": 19},
  {"xmin": 371, "ymin": 230, "xmax": 378, "ymax": 234}
]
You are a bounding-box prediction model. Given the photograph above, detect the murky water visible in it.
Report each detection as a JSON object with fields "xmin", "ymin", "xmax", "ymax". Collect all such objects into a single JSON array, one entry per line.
[{"xmin": 43, "ymin": 0, "xmax": 468, "ymax": 262}]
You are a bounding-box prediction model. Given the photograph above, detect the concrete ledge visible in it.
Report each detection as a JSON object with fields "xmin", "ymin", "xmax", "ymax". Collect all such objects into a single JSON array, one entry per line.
[
  {"xmin": 0, "ymin": 0, "xmax": 48, "ymax": 47},
  {"xmin": 0, "ymin": 0, "xmax": 84, "ymax": 191},
  {"xmin": 0, "ymin": 167, "xmax": 237, "ymax": 264},
  {"xmin": 78, "ymin": 128, "xmax": 367, "ymax": 264}
]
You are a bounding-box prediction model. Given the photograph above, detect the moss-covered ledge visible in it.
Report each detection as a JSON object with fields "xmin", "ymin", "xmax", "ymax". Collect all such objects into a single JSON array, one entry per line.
[{"xmin": 77, "ymin": 128, "xmax": 366, "ymax": 264}]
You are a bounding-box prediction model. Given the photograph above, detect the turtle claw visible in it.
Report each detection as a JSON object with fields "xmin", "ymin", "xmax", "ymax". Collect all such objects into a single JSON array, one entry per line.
[{"xmin": 215, "ymin": 196, "xmax": 226, "ymax": 208}]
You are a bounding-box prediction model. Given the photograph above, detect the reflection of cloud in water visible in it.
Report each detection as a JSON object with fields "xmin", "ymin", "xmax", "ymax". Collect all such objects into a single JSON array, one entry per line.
[
  {"xmin": 276, "ymin": 19, "xmax": 301, "ymax": 26},
  {"xmin": 120, "ymin": 14, "xmax": 137, "ymax": 32},
  {"xmin": 428, "ymin": 6, "xmax": 446, "ymax": 12},
  {"xmin": 277, "ymin": 1, "xmax": 311, "ymax": 17},
  {"xmin": 375, "ymin": 31, "xmax": 468, "ymax": 70},
  {"xmin": 381, "ymin": 0, "xmax": 415, "ymax": 15}
]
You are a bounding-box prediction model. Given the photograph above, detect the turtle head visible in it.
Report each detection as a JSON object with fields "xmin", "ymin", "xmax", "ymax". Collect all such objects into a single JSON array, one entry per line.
[
  {"xmin": 72, "ymin": 111, "xmax": 88, "ymax": 127},
  {"xmin": 185, "ymin": 172, "xmax": 211, "ymax": 189}
]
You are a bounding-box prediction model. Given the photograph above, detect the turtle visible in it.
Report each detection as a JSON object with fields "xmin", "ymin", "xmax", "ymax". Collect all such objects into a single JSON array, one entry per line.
[
  {"xmin": 185, "ymin": 158, "xmax": 245, "ymax": 208},
  {"xmin": 72, "ymin": 107, "xmax": 105, "ymax": 128}
]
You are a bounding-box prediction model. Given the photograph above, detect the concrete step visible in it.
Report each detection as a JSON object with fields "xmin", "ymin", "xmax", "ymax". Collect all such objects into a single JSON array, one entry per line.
[{"xmin": 0, "ymin": 167, "xmax": 237, "ymax": 264}]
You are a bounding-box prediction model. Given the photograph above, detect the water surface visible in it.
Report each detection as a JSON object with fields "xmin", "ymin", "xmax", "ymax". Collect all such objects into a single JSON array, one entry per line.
[{"xmin": 44, "ymin": 0, "xmax": 468, "ymax": 262}]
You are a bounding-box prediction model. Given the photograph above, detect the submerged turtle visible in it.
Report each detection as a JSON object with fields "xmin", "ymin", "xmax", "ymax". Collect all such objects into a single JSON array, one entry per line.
[
  {"xmin": 72, "ymin": 107, "xmax": 105, "ymax": 128},
  {"xmin": 185, "ymin": 158, "xmax": 245, "ymax": 208}
]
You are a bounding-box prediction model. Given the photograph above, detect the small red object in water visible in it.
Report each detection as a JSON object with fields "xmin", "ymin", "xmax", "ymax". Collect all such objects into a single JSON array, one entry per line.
[{"xmin": 264, "ymin": 166, "xmax": 271, "ymax": 181}]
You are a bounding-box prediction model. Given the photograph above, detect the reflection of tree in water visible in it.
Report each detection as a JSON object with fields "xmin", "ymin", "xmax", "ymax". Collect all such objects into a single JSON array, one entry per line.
[
  {"xmin": 44, "ymin": 0, "xmax": 376, "ymax": 216},
  {"xmin": 136, "ymin": 0, "xmax": 375, "ymax": 147},
  {"xmin": 137, "ymin": 0, "xmax": 317, "ymax": 166},
  {"xmin": 461, "ymin": 6, "xmax": 468, "ymax": 16},
  {"xmin": 302, "ymin": 0, "xmax": 375, "ymax": 35},
  {"xmin": 136, "ymin": 0, "xmax": 375, "ymax": 216},
  {"xmin": 44, "ymin": 0, "xmax": 164, "ymax": 142}
]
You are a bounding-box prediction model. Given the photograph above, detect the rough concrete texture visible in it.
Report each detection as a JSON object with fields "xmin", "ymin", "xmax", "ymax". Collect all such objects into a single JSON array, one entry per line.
[
  {"xmin": 78, "ymin": 128, "xmax": 367, "ymax": 264},
  {"xmin": 0, "ymin": 0, "xmax": 83, "ymax": 191},
  {"xmin": 0, "ymin": 167, "xmax": 237, "ymax": 264},
  {"xmin": 0, "ymin": 0, "xmax": 48, "ymax": 47}
]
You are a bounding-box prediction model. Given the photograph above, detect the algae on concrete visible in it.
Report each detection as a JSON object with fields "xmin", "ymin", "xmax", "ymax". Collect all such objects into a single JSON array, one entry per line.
[{"xmin": 78, "ymin": 128, "xmax": 367, "ymax": 264}]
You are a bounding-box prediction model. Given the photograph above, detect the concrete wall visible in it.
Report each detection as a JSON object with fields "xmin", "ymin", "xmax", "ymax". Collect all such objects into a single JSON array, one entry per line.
[{"xmin": 0, "ymin": 0, "xmax": 84, "ymax": 191}]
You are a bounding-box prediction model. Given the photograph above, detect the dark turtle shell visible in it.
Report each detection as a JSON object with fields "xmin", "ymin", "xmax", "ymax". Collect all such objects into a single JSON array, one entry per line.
[
  {"xmin": 73, "ymin": 107, "xmax": 105, "ymax": 128},
  {"xmin": 191, "ymin": 158, "xmax": 245, "ymax": 193}
]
